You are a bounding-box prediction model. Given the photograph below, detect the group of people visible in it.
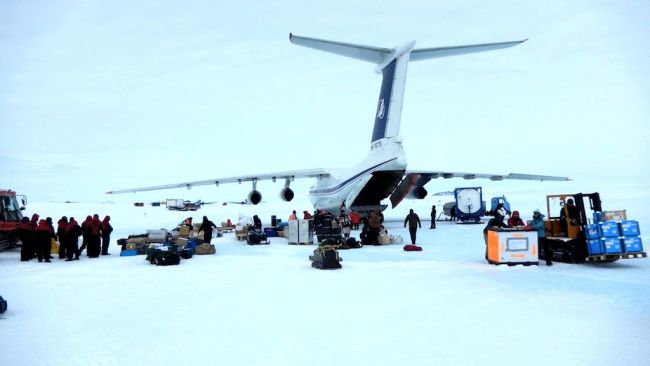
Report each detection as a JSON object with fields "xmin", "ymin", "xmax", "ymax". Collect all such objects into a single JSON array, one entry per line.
[
  {"xmin": 16, "ymin": 213, "xmax": 113, "ymax": 262},
  {"xmin": 483, "ymin": 206, "xmax": 552, "ymax": 266}
]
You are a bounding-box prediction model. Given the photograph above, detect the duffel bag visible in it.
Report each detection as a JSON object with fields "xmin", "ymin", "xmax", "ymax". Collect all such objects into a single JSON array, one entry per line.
[
  {"xmin": 403, "ymin": 244, "xmax": 422, "ymax": 252},
  {"xmin": 153, "ymin": 251, "xmax": 180, "ymax": 266},
  {"xmin": 0, "ymin": 295, "xmax": 7, "ymax": 314},
  {"xmin": 195, "ymin": 243, "xmax": 216, "ymax": 255}
]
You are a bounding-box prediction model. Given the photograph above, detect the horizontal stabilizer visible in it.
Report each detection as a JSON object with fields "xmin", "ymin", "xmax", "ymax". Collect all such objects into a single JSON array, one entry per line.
[
  {"xmin": 289, "ymin": 33, "xmax": 390, "ymax": 63},
  {"xmin": 410, "ymin": 39, "xmax": 527, "ymax": 61}
]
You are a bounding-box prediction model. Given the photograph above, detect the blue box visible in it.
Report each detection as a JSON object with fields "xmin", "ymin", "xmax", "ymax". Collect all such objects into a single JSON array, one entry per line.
[
  {"xmin": 585, "ymin": 224, "xmax": 600, "ymax": 240},
  {"xmin": 602, "ymin": 237, "xmax": 622, "ymax": 254},
  {"xmin": 587, "ymin": 239, "xmax": 604, "ymax": 255},
  {"xmin": 264, "ymin": 229, "xmax": 277, "ymax": 237},
  {"xmin": 622, "ymin": 236, "xmax": 643, "ymax": 253},
  {"xmin": 619, "ymin": 220, "xmax": 640, "ymax": 236},
  {"xmin": 599, "ymin": 222, "xmax": 620, "ymax": 238},
  {"xmin": 120, "ymin": 249, "xmax": 139, "ymax": 256}
]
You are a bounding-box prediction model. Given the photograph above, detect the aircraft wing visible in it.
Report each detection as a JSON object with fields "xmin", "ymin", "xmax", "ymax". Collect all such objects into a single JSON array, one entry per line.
[
  {"xmin": 389, "ymin": 170, "xmax": 569, "ymax": 208},
  {"xmin": 404, "ymin": 170, "xmax": 570, "ymax": 182},
  {"xmin": 106, "ymin": 168, "xmax": 331, "ymax": 194}
]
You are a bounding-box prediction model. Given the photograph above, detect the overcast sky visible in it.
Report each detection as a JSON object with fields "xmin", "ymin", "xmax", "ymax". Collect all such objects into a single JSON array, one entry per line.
[{"xmin": 1, "ymin": 0, "xmax": 648, "ymax": 205}]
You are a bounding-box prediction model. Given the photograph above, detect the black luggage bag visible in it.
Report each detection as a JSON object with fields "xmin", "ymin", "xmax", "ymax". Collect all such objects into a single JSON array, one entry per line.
[
  {"xmin": 0, "ymin": 295, "xmax": 7, "ymax": 314},
  {"xmin": 310, "ymin": 245, "xmax": 342, "ymax": 270}
]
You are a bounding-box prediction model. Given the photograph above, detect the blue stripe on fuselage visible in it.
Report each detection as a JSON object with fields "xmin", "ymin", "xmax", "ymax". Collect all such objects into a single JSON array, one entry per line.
[
  {"xmin": 371, "ymin": 59, "xmax": 396, "ymax": 143},
  {"xmin": 309, "ymin": 158, "xmax": 398, "ymax": 196}
]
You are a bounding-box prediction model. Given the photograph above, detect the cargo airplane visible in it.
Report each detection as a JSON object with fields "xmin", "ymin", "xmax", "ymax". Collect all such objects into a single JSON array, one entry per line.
[{"xmin": 107, "ymin": 34, "xmax": 569, "ymax": 214}]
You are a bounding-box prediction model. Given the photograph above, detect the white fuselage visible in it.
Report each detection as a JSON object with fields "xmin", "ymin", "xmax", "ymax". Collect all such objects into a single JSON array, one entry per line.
[{"xmin": 308, "ymin": 136, "xmax": 407, "ymax": 213}]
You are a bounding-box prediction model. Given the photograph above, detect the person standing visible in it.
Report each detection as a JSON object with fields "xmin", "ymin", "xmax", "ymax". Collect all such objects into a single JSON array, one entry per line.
[
  {"xmin": 88, "ymin": 214, "xmax": 102, "ymax": 258},
  {"xmin": 288, "ymin": 210, "xmax": 298, "ymax": 221},
  {"xmin": 349, "ymin": 211, "xmax": 360, "ymax": 230},
  {"xmin": 34, "ymin": 219, "xmax": 53, "ymax": 263},
  {"xmin": 198, "ymin": 216, "xmax": 217, "ymax": 244},
  {"xmin": 404, "ymin": 209, "xmax": 422, "ymax": 244},
  {"xmin": 303, "ymin": 211, "xmax": 313, "ymax": 220},
  {"xmin": 483, "ymin": 206, "xmax": 508, "ymax": 259},
  {"xmin": 430, "ymin": 205, "xmax": 437, "ymax": 229},
  {"xmin": 65, "ymin": 217, "xmax": 82, "ymax": 261},
  {"xmin": 529, "ymin": 209, "xmax": 552, "ymax": 266},
  {"xmin": 56, "ymin": 216, "xmax": 68, "ymax": 259},
  {"xmin": 79, "ymin": 215, "xmax": 92, "ymax": 256},
  {"xmin": 100, "ymin": 215, "xmax": 113, "ymax": 255},
  {"xmin": 339, "ymin": 210, "xmax": 351, "ymax": 239},
  {"xmin": 368, "ymin": 209, "xmax": 382, "ymax": 245},
  {"xmin": 17, "ymin": 217, "xmax": 35, "ymax": 261}
]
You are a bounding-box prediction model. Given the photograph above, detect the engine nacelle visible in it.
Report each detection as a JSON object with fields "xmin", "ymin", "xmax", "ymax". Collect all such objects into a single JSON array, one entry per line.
[
  {"xmin": 279, "ymin": 187, "xmax": 294, "ymax": 202},
  {"xmin": 248, "ymin": 190, "xmax": 262, "ymax": 205},
  {"xmin": 411, "ymin": 186, "xmax": 428, "ymax": 199}
]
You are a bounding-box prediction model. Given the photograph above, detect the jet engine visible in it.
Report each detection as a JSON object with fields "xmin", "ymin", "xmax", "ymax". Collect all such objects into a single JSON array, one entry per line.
[
  {"xmin": 409, "ymin": 186, "xmax": 428, "ymax": 199},
  {"xmin": 248, "ymin": 190, "xmax": 262, "ymax": 205},
  {"xmin": 279, "ymin": 187, "xmax": 294, "ymax": 202}
]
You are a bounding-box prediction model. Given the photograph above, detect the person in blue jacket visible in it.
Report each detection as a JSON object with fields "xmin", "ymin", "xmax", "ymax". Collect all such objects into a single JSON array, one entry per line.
[{"xmin": 529, "ymin": 209, "xmax": 552, "ymax": 266}]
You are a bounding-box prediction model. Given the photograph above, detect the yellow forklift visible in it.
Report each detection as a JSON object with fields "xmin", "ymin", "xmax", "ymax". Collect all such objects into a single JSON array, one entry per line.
[{"xmin": 543, "ymin": 192, "xmax": 646, "ymax": 263}]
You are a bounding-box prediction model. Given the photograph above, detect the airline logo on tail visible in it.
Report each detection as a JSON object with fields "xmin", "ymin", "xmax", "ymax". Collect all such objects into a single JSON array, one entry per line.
[{"xmin": 377, "ymin": 99, "xmax": 385, "ymax": 118}]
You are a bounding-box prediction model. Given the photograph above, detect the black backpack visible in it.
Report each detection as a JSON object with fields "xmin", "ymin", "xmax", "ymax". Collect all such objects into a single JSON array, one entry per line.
[
  {"xmin": 153, "ymin": 250, "xmax": 180, "ymax": 266},
  {"xmin": 0, "ymin": 295, "xmax": 7, "ymax": 314}
]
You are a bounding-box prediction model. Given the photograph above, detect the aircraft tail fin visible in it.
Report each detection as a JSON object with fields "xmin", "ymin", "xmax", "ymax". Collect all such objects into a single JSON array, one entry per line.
[{"xmin": 289, "ymin": 34, "xmax": 527, "ymax": 145}]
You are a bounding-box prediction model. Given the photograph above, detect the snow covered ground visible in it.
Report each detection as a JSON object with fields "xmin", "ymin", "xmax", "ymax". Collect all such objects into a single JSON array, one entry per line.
[{"xmin": 1, "ymin": 184, "xmax": 649, "ymax": 366}]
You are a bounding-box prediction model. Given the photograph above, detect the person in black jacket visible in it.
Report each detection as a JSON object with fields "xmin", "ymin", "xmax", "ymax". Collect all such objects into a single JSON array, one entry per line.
[
  {"xmin": 56, "ymin": 216, "xmax": 68, "ymax": 259},
  {"xmin": 17, "ymin": 217, "xmax": 35, "ymax": 261},
  {"xmin": 430, "ymin": 205, "xmax": 437, "ymax": 229},
  {"xmin": 198, "ymin": 216, "xmax": 217, "ymax": 244},
  {"xmin": 483, "ymin": 206, "xmax": 509, "ymax": 259},
  {"xmin": 252, "ymin": 215, "xmax": 262, "ymax": 230},
  {"xmin": 100, "ymin": 215, "xmax": 113, "ymax": 255},
  {"xmin": 403, "ymin": 209, "xmax": 421, "ymax": 244}
]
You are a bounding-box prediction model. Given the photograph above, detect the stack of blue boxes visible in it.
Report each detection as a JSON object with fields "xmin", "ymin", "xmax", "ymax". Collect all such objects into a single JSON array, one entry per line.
[
  {"xmin": 620, "ymin": 220, "xmax": 643, "ymax": 253},
  {"xmin": 584, "ymin": 219, "xmax": 643, "ymax": 256}
]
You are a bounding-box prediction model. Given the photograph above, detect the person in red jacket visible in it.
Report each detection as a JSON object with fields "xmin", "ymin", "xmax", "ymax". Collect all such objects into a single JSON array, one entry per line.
[
  {"xmin": 303, "ymin": 211, "xmax": 313, "ymax": 220},
  {"xmin": 507, "ymin": 210, "xmax": 525, "ymax": 228},
  {"xmin": 349, "ymin": 211, "xmax": 361, "ymax": 230},
  {"xmin": 88, "ymin": 214, "xmax": 102, "ymax": 258},
  {"xmin": 34, "ymin": 219, "xmax": 53, "ymax": 263},
  {"xmin": 79, "ymin": 215, "xmax": 92, "ymax": 256},
  {"xmin": 65, "ymin": 217, "xmax": 82, "ymax": 261},
  {"xmin": 100, "ymin": 215, "xmax": 113, "ymax": 255}
]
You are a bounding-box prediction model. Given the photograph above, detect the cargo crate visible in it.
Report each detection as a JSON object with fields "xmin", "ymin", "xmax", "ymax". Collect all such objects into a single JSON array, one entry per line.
[
  {"xmin": 604, "ymin": 210, "xmax": 626, "ymax": 221},
  {"xmin": 584, "ymin": 224, "xmax": 600, "ymax": 240},
  {"xmin": 622, "ymin": 236, "xmax": 643, "ymax": 253},
  {"xmin": 619, "ymin": 220, "xmax": 640, "ymax": 236},
  {"xmin": 587, "ymin": 239, "xmax": 604, "ymax": 255},
  {"xmin": 602, "ymin": 237, "xmax": 622, "ymax": 254},
  {"xmin": 599, "ymin": 221, "xmax": 619, "ymax": 238}
]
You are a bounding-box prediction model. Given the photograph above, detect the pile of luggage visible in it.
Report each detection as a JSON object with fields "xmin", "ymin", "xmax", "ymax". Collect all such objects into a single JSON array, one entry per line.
[
  {"xmin": 118, "ymin": 228, "xmax": 216, "ymax": 266},
  {"xmin": 146, "ymin": 243, "xmax": 183, "ymax": 266},
  {"xmin": 247, "ymin": 226, "xmax": 269, "ymax": 245},
  {"xmin": 309, "ymin": 243, "xmax": 343, "ymax": 270}
]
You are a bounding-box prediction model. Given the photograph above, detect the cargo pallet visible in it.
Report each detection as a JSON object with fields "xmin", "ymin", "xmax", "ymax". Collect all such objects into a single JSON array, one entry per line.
[{"xmin": 585, "ymin": 251, "xmax": 647, "ymax": 262}]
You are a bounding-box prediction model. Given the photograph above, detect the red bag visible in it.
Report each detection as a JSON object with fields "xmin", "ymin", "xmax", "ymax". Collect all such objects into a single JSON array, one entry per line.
[{"xmin": 403, "ymin": 244, "xmax": 422, "ymax": 252}]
